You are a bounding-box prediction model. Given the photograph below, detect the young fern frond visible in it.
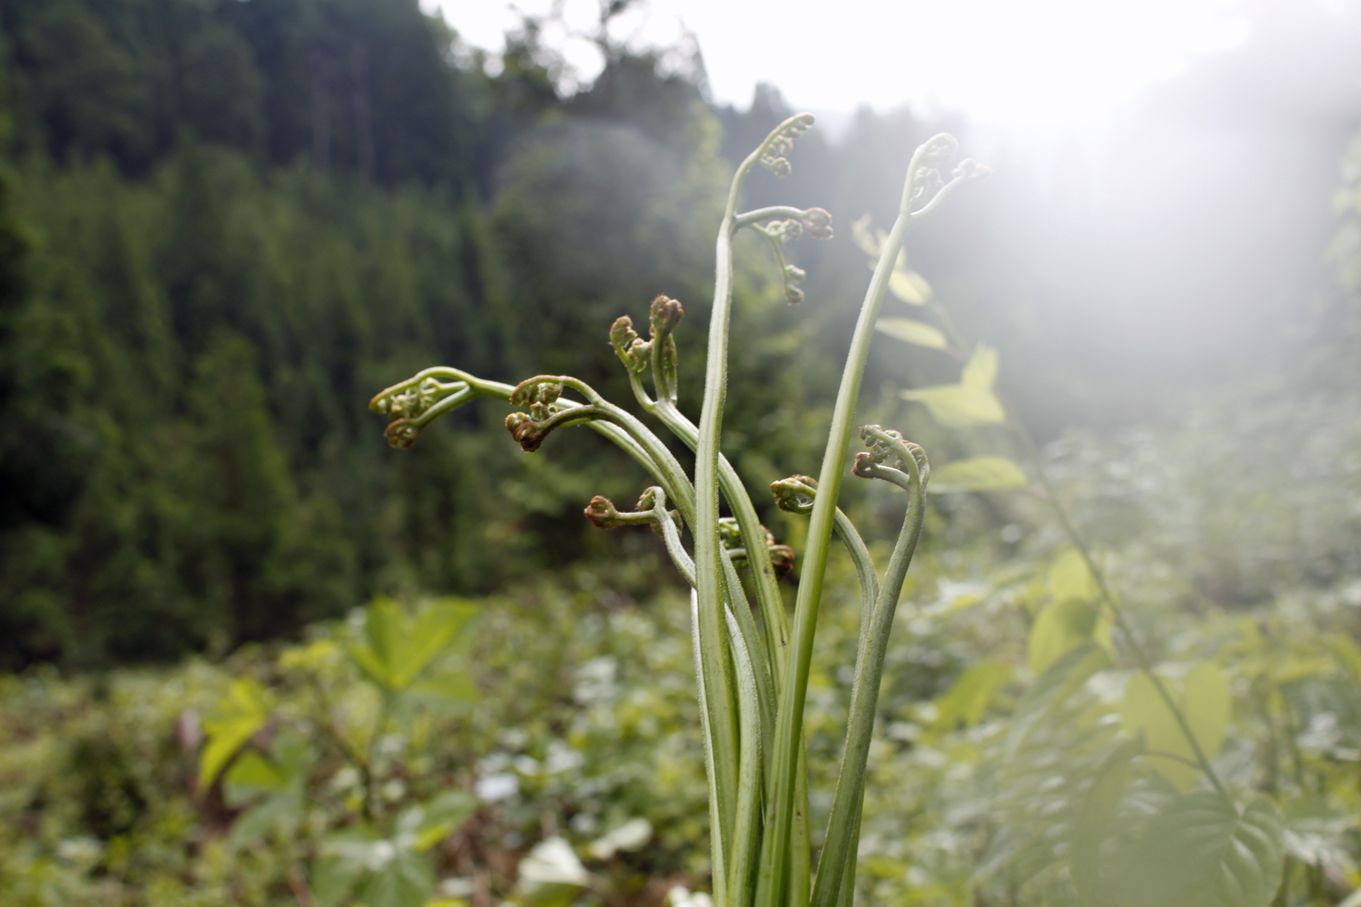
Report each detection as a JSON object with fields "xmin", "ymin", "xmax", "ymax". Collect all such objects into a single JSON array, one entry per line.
[
  {"xmin": 771, "ymin": 474, "xmax": 880, "ymax": 638},
  {"xmin": 372, "ymin": 118, "xmax": 985, "ymax": 906},
  {"xmin": 757, "ymin": 134, "xmax": 986, "ymax": 907},
  {"xmin": 611, "ymin": 296, "xmax": 793, "ymax": 679}
]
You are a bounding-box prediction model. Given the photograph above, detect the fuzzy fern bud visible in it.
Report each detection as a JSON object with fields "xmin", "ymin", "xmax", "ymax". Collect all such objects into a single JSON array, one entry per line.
[
  {"xmin": 854, "ymin": 424, "xmax": 929, "ymax": 487},
  {"xmin": 756, "ymin": 113, "xmax": 815, "ymax": 178},
  {"xmin": 648, "ymin": 294, "xmax": 685, "ymax": 337},
  {"xmin": 584, "ymin": 488, "xmax": 680, "ymax": 531},
  {"xmin": 770, "ymin": 474, "xmax": 819, "ymax": 514},
  {"xmin": 369, "ymin": 370, "xmax": 478, "ymax": 449},
  {"xmin": 609, "ymin": 316, "xmax": 650, "ymax": 374},
  {"xmin": 801, "ymin": 207, "xmax": 834, "ymax": 240}
]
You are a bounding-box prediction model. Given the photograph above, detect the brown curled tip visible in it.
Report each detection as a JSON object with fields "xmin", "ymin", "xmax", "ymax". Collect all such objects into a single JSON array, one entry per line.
[
  {"xmin": 584, "ymin": 495, "xmax": 619, "ymax": 527},
  {"xmin": 769, "ymin": 544, "xmax": 796, "ymax": 577},
  {"xmin": 384, "ymin": 419, "xmax": 421, "ymax": 449},
  {"xmin": 505, "ymin": 412, "xmax": 542, "ymax": 452}
]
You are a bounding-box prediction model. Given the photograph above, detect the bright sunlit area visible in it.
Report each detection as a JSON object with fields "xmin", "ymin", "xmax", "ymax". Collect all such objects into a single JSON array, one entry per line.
[
  {"xmin": 430, "ymin": 0, "xmax": 1253, "ymax": 122},
  {"xmin": 3, "ymin": 0, "xmax": 1360, "ymax": 905}
]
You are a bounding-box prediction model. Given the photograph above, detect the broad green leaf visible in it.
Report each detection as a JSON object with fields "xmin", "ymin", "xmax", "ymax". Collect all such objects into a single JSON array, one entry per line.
[
  {"xmin": 359, "ymin": 849, "xmax": 436, "ymax": 907},
  {"xmin": 1070, "ymin": 740, "xmax": 1143, "ymax": 904},
  {"xmin": 934, "ymin": 660, "xmax": 1012, "ymax": 727},
  {"xmin": 1183, "ymin": 662, "xmax": 1231, "ymax": 760},
  {"xmin": 312, "ymin": 856, "xmax": 367, "ymax": 907},
  {"xmin": 1028, "ymin": 598, "xmax": 1102, "ymax": 675},
  {"xmin": 230, "ymin": 781, "xmax": 304, "ymax": 846},
  {"xmin": 224, "ymin": 750, "xmax": 286, "ymax": 798},
  {"xmin": 901, "ymin": 384, "xmax": 1005, "ymax": 426},
  {"xmin": 395, "ymin": 790, "xmax": 479, "ymax": 852},
  {"xmin": 225, "ymin": 732, "xmax": 317, "ymax": 844},
  {"xmin": 320, "ymin": 825, "xmax": 384, "ymax": 865},
  {"xmin": 1049, "ymin": 548, "xmax": 1098, "ymax": 604},
  {"xmin": 1121, "ymin": 663, "xmax": 1230, "ymax": 790},
  {"xmin": 889, "ymin": 268, "xmax": 932, "ymax": 305},
  {"xmin": 876, "ymin": 317, "xmax": 947, "ymax": 349},
  {"xmin": 1269, "ymin": 655, "xmax": 1335, "ymax": 684},
  {"xmin": 278, "ymin": 638, "xmax": 339, "ymax": 673},
  {"xmin": 961, "ymin": 343, "xmax": 999, "ymax": 389},
  {"xmin": 225, "ymin": 731, "xmax": 314, "ymax": 800},
  {"xmin": 1130, "ymin": 792, "xmax": 1284, "ymax": 907},
  {"xmin": 348, "ymin": 598, "xmax": 477, "ymax": 694},
  {"xmin": 407, "ymin": 665, "xmax": 479, "ymax": 705},
  {"xmin": 198, "ymin": 678, "xmax": 271, "ymax": 789},
  {"xmin": 319, "ymin": 824, "xmax": 437, "ymax": 907},
  {"xmin": 316, "ymin": 827, "xmax": 383, "ymax": 907},
  {"xmin": 928, "ymin": 456, "xmax": 1027, "ymax": 494}
]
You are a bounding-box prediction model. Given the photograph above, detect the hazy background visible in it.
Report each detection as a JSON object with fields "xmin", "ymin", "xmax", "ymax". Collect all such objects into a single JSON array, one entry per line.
[{"xmin": 1, "ymin": 0, "xmax": 1358, "ymax": 661}]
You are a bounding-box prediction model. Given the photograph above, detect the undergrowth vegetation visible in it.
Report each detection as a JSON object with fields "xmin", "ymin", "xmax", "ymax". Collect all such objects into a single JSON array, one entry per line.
[{"xmin": 3, "ymin": 406, "xmax": 1359, "ymax": 905}]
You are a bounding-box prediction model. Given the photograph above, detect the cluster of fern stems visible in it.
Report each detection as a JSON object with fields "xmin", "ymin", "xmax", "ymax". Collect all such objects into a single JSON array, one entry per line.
[{"xmin": 372, "ymin": 116, "xmax": 988, "ymax": 905}]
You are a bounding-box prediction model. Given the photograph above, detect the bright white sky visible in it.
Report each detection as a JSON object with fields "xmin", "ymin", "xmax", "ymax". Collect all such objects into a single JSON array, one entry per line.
[{"xmin": 423, "ymin": 0, "xmax": 1253, "ymax": 125}]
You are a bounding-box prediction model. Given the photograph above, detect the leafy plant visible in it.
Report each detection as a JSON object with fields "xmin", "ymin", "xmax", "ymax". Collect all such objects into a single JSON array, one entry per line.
[
  {"xmin": 371, "ymin": 117, "xmax": 987, "ymax": 905},
  {"xmin": 196, "ymin": 597, "xmax": 480, "ymax": 907}
]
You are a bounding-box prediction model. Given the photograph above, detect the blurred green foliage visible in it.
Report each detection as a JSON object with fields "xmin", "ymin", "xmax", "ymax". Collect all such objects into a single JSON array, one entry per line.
[{"xmin": 3, "ymin": 439, "xmax": 1359, "ymax": 904}]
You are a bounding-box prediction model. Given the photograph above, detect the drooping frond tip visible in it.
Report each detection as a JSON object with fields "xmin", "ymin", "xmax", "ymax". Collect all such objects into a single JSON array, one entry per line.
[
  {"xmin": 756, "ymin": 113, "xmax": 816, "ymax": 178},
  {"xmin": 369, "ymin": 368, "xmax": 477, "ymax": 448}
]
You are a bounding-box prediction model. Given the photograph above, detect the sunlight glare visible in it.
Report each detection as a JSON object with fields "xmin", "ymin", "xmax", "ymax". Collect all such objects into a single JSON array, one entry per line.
[{"xmin": 426, "ymin": 0, "xmax": 1251, "ymax": 125}]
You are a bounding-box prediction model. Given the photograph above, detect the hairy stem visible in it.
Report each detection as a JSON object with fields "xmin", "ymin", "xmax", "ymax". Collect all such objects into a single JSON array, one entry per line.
[{"xmin": 812, "ymin": 442, "xmax": 927, "ymax": 906}]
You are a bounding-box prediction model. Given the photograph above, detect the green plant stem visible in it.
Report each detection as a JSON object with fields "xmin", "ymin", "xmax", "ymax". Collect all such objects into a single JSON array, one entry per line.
[
  {"xmin": 691, "ymin": 591, "xmax": 730, "ymax": 901},
  {"xmin": 726, "ymin": 606, "xmax": 766, "ymax": 907},
  {"xmin": 733, "ymin": 206, "xmax": 808, "ymax": 229},
  {"xmin": 833, "ymin": 509, "xmax": 879, "ymax": 638},
  {"xmin": 723, "ymin": 554, "xmax": 776, "ymax": 746},
  {"xmin": 774, "ymin": 479, "xmax": 878, "ymax": 641},
  {"xmin": 362, "ymin": 694, "xmax": 392, "ymax": 824},
  {"xmin": 812, "ymin": 447, "xmax": 927, "ymax": 907},
  {"xmin": 650, "ymin": 492, "xmax": 697, "ymax": 584},
  {"xmin": 833, "ymin": 810, "xmax": 862, "ymax": 907},
  {"xmin": 647, "ymin": 390, "xmax": 790, "ymax": 689},
  {"xmin": 545, "ymin": 376, "xmax": 700, "ymax": 522},
  {"xmin": 695, "ymin": 120, "xmax": 808, "ymax": 881},
  {"xmin": 757, "ymin": 141, "xmax": 929, "ymax": 907},
  {"xmin": 385, "ymin": 370, "xmax": 683, "ymax": 513}
]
